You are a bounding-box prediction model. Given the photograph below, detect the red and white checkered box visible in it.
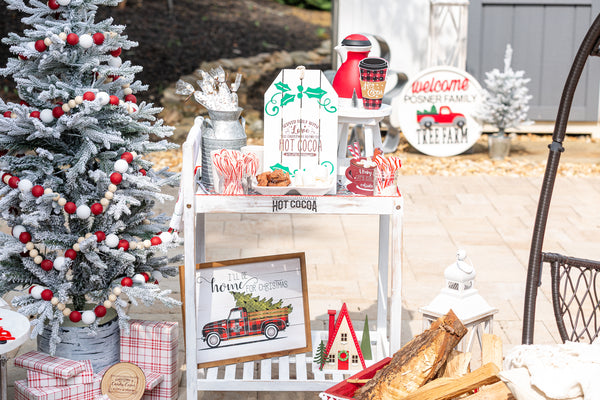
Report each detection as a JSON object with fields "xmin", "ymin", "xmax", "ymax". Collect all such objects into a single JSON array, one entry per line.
[
  {"xmin": 14, "ymin": 374, "xmax": 101, "ymax": 400},
  {"xmin": 120, "ymin": 320, "xmax": 180, "ymax": 400},
  {"xmin": 27, "ymin": 359, "xmax": 94, "ymax": 388},
  {"xmin": 14, "ymin": 351, "xmax": 87, "ymax": 380}
]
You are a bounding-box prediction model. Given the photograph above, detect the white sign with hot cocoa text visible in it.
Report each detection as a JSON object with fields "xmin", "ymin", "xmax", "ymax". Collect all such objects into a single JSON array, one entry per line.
[
  {"xmin": 391, "ymin": 66, "xmax": 482, "ymax": 157},
  {"xmin": 263, "ymin": 69, "xmax": 338, "ymax": 193}
]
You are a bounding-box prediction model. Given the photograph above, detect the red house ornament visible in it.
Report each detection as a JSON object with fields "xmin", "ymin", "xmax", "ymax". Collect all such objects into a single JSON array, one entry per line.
[{"xmin": 322, "ymin": 303, "xmax": 366, "ymax": 371}]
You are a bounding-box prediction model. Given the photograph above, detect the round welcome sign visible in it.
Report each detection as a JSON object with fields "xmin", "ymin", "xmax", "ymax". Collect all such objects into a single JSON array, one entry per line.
[{"xmin": 392, "ymin": 66, "xmax": 482, "ymax": 157}]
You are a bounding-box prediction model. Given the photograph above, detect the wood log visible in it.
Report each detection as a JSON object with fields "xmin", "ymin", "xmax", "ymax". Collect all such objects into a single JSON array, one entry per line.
[
  {"xmin": 437, "ymin": 350, "xmax": 471, "ymax": 378},
  {"xmin": 399, "ymin": 362, "xmax": 500, "ymax": 400},
  {"xmin": 462, "ymin": 381, "xmax": 515, "ymax": 400},
  {"xmin": 355, "ymin": 310, "xmax": 468, "ymax": 400},
  {"xmin": 482, "ymin": 334, "xmax": 503, "ymax": 370}
]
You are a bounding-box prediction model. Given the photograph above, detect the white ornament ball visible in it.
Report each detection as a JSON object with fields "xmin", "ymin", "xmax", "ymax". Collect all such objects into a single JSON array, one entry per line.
[
  {"xmin": 25, "ymin": 242, "xmax": 34, "ymax": 251},
  {"xmin": 44, "ymin": 188, "xmax": 53, "ymax": 195},
  {"xmin": 31, "ymin": 286, "xmax": 45, "ymax": 299},
  {"xmin": 105, "ymin": 234, "xmax": 119, "ymax": 248},
  {"xmin": 127, "ymin": 103, "xmax": 139, "ymax": 114},
  {"xmin": 159, "ymin": 231, "xmax": 172, "ymax": 243},
  {"xmin": 123, "ymin": 87, "xmax": 133, "ymax": 95},
  {"xmin": 72, "ymin": 243, "xmax": 80, "ymax": 252},
  {"xmin": 108, "ymin": 294, "xmax": 117, "ymax": 302},
  {"xmin": 100, "ymin": 198, "xmax": 109, "ymax": 206},
  {"xmin": 143, "ymin": 239, "xmax": 151, "ymax": 249},
  {"xmin": 57, "ymin": 303, "xmax": 65, "ymax": 311},
  {"xmin": 108, "ymin": 184, "xmax": 118, "ymax": 193},
  {"xmin": 62, "ymin": 307, "xmax": 71, "ymax": 316},
  {"xmin": 40, "ymin": 109, "xmax": 54, "ymax": 123},
  {"xmin": 81, "ymin": 310, "xmax": 96, "ymax": 324},
  {"xmin": 112, "ymin": 286, "xmax": 122, "ymax": 295},
  {"xmin": 29, "ymin": 249, "xmax": 38, "ymax": 258},
  {"xmin": 57, "ymin": 0, "xmax": 70, "ymax": 5},
  {"xmin": 18, "ymin": 179, "xmax": 33, "ymax": 193},
  {"xmin": 77, "ymin": 237, "xmax": 84, "ymax": 243},
  {"xmin": 96, "ymin": 92, "xmax": 110, "ymax": 106},
  {"xmin": 12, "ymin": 225, "xmax": 26, "ymax": 238},
  {"xmin": 128, "ymin": 242, "xmax": 137, "ymax": 250},
  {"xmin": 34, "ymin": 256, "xmax": 43, "ymax": 264},
  {"xmin": 85, "ymin": 233, "xmax": 92, "ymax": 239},
  {"xmin": 103, "ymin": 300, "xmax": 112, "ymax": 308},
  {"xmin": 132, "ymin": 274, "xmax": 145, "ymax": 284},
  {"xmin": 27, "ymin": 42, "xmax": 37, "ymax": 52},
  {"xmin": 108, "ymin": 56, "xmax": 122, "ymax": 68},
  {"xmin": 114, "ymin": 159, "xmax": 128, "ymax": 173},
  {"xmin": 54, "ymin": 256, "xmax": 67, "ymax": 271},
  {"xmin": 43, "ymin": 38, "xmax": 52, "ymax": 47},
  {"xmin": 58, "ymin": 32, "xmax": 67, "ymax": 41},
  {"xmin": 74, "ymin": 96, "xmax": 83, "ymax": 105},
  {"xmin": 50, "ymin": 297, "xmax": 59, "ymax": 305},
  {"xmin": 104, "ymin": 191, "xmax": 114, "ymax": 200},
  {"xmin": 153, "ymin": 271, "xmax": 163, "ymax": 282},
  {"xmin": 68, "ymin": 99, "xmax": 76, "ymax": 109},
  {"xmin": 62, "ymin": 103, "xmax": 70, "ymax": 113},
  {"xmin": 79, "ymin": 34, "xmax": 93, "ymax": 49},
  {"xmin": 57, "ymin": 197, "xmax": 67, "ymax": 206},
  {"xmin": 76, "ymin": 204, "xmax": 91, "ymax": 219}
]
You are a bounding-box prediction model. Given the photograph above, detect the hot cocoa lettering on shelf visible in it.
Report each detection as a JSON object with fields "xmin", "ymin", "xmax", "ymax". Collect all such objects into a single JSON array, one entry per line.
[
  {"xmin": 417, "ymin": 127, "xmax": 469, "ymax": 145},
  {"xmin": 272, "ymin": 198, "xmax": 318, "ymax": 213}
]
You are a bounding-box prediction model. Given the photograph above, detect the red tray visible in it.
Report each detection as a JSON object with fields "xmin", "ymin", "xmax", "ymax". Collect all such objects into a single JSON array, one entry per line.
[{"xmin": 320, "ymin": 357, "xmax": 391, "ymax": 400}]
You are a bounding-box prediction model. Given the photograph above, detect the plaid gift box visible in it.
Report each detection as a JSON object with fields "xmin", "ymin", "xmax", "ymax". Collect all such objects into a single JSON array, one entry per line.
[
  {"xmin": 120, "ymin": 320, "xmax": 180, "ymax": 400},
  {"xmin": 27, "ymin": 360, "xmax": 94, "ymax": 388},
  {"xmin": 14, "ymin": 374, "xmax": 101, "ymax": 400},
  {"xmin": 14, "ymin": 351, "xmax": 87, "ymax": 380}
]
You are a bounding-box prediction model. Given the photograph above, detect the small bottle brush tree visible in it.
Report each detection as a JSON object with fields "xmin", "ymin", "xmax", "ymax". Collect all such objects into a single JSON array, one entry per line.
[
  {"xmin": 477, "ymin": 44, "xmax": 532, "ymax": 136},
  {"xmin": 0, "ymin": 0, "xmax": 181, "ymax": 353}
]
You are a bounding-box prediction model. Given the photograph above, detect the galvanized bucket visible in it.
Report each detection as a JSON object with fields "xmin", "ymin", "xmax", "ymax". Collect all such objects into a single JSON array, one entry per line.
[
  {"xmin": 201, "ymin": 107, "xmax": 247, "ymax": 189},
  {"xmin": 37, "ymin": 308, "xmax": 120, "ymax": 373}
]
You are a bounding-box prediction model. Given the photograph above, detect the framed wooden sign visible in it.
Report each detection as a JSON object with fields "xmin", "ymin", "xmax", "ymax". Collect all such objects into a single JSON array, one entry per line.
[
  {"xmin": 184, "ymin": 253, "xmax": 311, "ymax": 368},
  {"xmin": 263, "ymin": 68, "xmax": 338, "ymax": 194}
]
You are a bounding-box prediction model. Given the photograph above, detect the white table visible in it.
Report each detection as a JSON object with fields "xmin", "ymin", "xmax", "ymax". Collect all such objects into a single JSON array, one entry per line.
[
  {"xmin": 180, "ymin": 119, "xmax": 404, "ymax": 399},
  {"xmin": 0, "ymin": 308, "xmax": 30, "ymax": 400}
]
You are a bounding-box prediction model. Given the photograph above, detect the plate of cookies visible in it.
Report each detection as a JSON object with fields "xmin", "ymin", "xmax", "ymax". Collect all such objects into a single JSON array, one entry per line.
[{"xmin": 252, "ymin": 168, "xmax": 334, "ymax": 196}]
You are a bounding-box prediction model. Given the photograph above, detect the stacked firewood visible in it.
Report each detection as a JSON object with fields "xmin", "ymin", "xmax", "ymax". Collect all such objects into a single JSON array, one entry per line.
[{"xmin": 354, "ymin": 310, "xmax": 514, "ymax": 400}]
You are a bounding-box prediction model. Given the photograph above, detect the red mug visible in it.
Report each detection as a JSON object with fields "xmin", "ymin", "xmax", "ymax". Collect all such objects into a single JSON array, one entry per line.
[{"xmin": 345, "ymin": 158, "xmax": 375, "ymax": 195}]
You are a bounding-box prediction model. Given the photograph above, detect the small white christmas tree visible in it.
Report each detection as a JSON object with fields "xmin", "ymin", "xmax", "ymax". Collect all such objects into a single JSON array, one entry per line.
[
  {"xmin": 477, "ymin": 44, "xmax": 533, "ymax": 136},
  {"xmin": 0, "ymin": 0, "xmax": 181, "ymax": 353}
]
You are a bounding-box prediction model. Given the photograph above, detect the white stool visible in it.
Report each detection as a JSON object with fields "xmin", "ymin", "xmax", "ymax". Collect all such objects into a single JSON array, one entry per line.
[
  {"xmin": 0, "ymin": 308, "xmax": 30, "ymax": 400},
  {"xmin": 337, "ymin": 104, "xmax": 392, "ymax": 179}
]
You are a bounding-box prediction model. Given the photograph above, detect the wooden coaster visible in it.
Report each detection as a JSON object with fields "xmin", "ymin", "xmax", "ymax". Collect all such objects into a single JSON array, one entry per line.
[{"xmin": 101, "ymin": 362, "xmax": 146, "ymax": 400}]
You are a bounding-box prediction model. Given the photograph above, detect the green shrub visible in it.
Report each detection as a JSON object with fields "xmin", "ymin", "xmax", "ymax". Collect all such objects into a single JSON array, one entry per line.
[{"xmin": 273, "ymin": 0, "xmax": 332, "ymax": 11}]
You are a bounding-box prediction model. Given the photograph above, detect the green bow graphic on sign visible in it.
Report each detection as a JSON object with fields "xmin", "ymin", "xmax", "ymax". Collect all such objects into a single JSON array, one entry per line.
[{"xmin": 265, "ymin": 82, "xmax": 337, "ymax": 116}]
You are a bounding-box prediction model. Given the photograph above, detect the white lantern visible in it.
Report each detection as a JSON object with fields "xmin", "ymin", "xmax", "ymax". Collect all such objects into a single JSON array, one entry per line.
[{"xmin": 419, "ymin": 249, "xmax": 498, "ymax": 353}]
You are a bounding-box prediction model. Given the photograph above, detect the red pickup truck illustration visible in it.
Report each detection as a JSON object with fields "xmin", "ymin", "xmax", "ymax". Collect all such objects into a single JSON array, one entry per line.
[
  {"xmin": 417, "ymin": 105, "xmax": 466, "ymax": 128},
  {"xmin": 202, "ymin": 307, "xmax": 290, "ymax": 348}
]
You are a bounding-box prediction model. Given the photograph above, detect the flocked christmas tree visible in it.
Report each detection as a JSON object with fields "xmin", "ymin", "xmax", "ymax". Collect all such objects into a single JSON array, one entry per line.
[
  {"xmin": 476, "ymin": 44, "xmax": 532, "ymax": 136},
  {"xmin": 0, "ymin": 0, "xmax": 181, "ymax": 353}
]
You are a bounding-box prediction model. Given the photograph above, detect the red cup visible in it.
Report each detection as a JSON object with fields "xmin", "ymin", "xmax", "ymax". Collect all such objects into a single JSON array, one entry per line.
[{"xmin": 359, "ymin": 58, "xmax": 388, "ymax": 110}]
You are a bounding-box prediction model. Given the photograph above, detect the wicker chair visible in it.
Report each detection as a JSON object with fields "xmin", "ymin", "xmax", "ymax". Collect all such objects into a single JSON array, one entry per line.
[{"xmin": 522, "ymin": 13, "xmax": 600, "ymax": 345}]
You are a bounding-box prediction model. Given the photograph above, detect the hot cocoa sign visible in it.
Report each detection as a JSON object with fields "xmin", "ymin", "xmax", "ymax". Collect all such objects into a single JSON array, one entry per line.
[{"xmin": 391, "ymin": 67, "xmax": 482, "ymax": 157}]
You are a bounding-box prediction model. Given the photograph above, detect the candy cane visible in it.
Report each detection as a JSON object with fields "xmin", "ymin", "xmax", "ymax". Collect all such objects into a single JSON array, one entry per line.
[{"xmin": 348, "ymin": 141, "xmax": 361, "ymax": 160}]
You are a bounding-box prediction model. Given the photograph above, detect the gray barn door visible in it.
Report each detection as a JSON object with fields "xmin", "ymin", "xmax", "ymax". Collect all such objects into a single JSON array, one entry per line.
[{"xmin": 467, "ymin": 0, "xmax": 600, "ymax": 121}]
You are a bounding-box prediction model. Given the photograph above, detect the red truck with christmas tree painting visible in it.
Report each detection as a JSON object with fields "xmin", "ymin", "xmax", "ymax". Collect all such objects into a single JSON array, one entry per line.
[
  {"xmin": 417, "ymin": 105, "xmax": 466, "ymax": 129},
  {"xmin": 201, "ymin": 292, "xmax": 292, "ymax": 348}
]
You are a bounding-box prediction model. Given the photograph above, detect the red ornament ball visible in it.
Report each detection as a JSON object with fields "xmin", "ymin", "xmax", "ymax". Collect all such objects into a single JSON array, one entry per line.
[
  {"xmin": 110, "ymin": 48, "xmax": 122, "ymax": 57},
  {"xmin": 118, "ymin": 239, "xmax": 129, "ymax": 251},
  {"xmin": 94, "ymin": 305, "xmax": 107, "ymax": 318},
  {"xmin": 139, "ymin": 169, "xmax": 146, "ymax": 176},
  {"xmin": 52, "ymin": 106, "xmax": 64, "ymax": 119},
  {"xmin": 30, "ymin": 111, "xmax": 41, "ymax": 119},
  {"xmin": 19, "ymin": 232, "xmax": 31, "ymax": 244},
  {"xmin": 8, "ymin": 176, "xmax": 20, "ymax": 188},
  {"xmin": 48, "ymin": 0, "xmax": 59, "ymax": 9},
  {"xmin": 109, "ymin": 95, "xmax": 119, "ymax": 105},
  {"xmin": 69, "ymin": 310, "xmax": 82, "ymax": 323},
  {"xmin": 3, "ymin": 111, "xmax": 11, "ymax": 118},
  {"xmin": 41, "ymin": 259, "xmax": 53, "ymax": 271},
  {"xmin": 41, "ymin": 289, "xmax": 53, "ymax": 301},
  {"xmin": 19, "ymin": 54, "xmax": 27, "ymax": 60},
  {"xmin": 141, "ymin": 272, "xmax": 150, "ymax": 282},
  {"xmin": 64, "ymin": 201, "xmax": 76, "ymax": 214},
  {"xmin": 34, "ymin": 40, "xmax": 47, "ymax": 52},
  {"xmin": 110, "ymin": 172, "xmax": 122, "ymax": 185},
  {"xmin": 150, "ymin": 236, "xmax": 162, "ymax": 246},
  {"xmin": 65, "ymin": 249, "xmax": 77, "ymax": 260},
  {"xmin": 92, "ymin": 32, "xmax": 105, "ymax": 45},
  {"xmin": 124, "ymin": 94, "xmax": 137, "ymax": 103},
  {"xmin": 90, "ymin": 203, "xmax": 103, "ymax": 215},
  {"xmin": 82, "ymin": 91, "xmax": 95, "ymax": 101},
  {"xmin": 121, "ymin": 277, "xmax": 133, "ymax": 287},
  {"xmin": 120, "ymin": 152, "xmax": 133, "ymax": 163},
  {"xmin": 95, "ymin": 230, "xmax": 106, "ymax": 242},
  {"xmin": 31, "ymin": 185, "xmax": 45, "ymax": 197},
  {"xmin": 66, "ymin": 33, "xmax": 79, "ymax": 45}
]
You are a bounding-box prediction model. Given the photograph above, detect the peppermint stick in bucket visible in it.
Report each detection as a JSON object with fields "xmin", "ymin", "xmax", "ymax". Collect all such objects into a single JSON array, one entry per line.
[
  {"xmin": 212, "ymin": 149, "xmax": 258, "ymax": 194},
  {"xmin": 373, "ymin": 155, "xmax": 402, "ymax": 196}
]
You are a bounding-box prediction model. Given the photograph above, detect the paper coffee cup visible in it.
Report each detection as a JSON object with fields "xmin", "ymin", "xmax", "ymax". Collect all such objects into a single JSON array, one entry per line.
[{"xmin": 359, "ymin": 57, "xmax": 388, "ymax": 110}]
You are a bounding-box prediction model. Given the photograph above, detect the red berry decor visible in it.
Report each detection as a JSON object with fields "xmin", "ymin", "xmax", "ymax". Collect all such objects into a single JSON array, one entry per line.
[
  {"xmin": 92, "ymin": 32, "xmax": 105, "ymax": 45},
  {"xmin": 95, "ymin": 230, "xmax": 106, "ymax": 242},
  {"xmin": 139, "ymin": 169, "xmax": 146, "ymax": 176},
  {"xmin": 94, "ymin": 305, "xmax": 107, "ymax": 318},
  {"xmin": 109, "ymin": 95, "xmax": 119, "ymax": 105},
  {"xmin": 30, "ymin": 111, "xmax": 40, "ymax": 119},
  {"xmin": 124, "ymin": 94, "xmax": 137, "ymax": 103},
  {"xmin": 52, "ymin": 106, "xmax": 64, "ymax": 119},
  {"xmin": 110, "ymin": 172, "xmax": 122, "ymax": 185},
  {"xmin": 3, "ymin": 111, "xmax": 11, "ymax": 118},
  {"xmin": 41, "ymin": 259, "xmax": 53, "ymax": 271},
  {"xmin": 150, "ymin": 236, "xmax": 162, "ymax": 246},
  {"xmin": 65, "ymin": 249, "xmax": 77, "ymax": 260},
  {"xmin": 8, "ymin": 176, "xmax": 20, "ymax": 188},
  {"xmin": 19, "ymin": 232, "xmax": 31, "ymax": 244},
  {"xmin": 120, "ymin": 152, "xmax": 133, "ymax": 163},
  {"xmin": 35, "ymin": 40, "xmax": 47, "ymax": 52},
  {"xmin": 82, "ymin": 91, "xmax": 95, "ymax": 101},
  {"xmin": 91, "ymin": 203, "xmax": 103, "ymax": 215},
  {"xmin": 118, "ymin": 239, "xmax": 129, "ymax": 251},
  {"xmin": 19, "ymin": 55, "xmax": 27, "ymax": 60},
  {"xmin": 64, "ymin": 201, "xmax": 77, "ymax": 214},
  {"xmin": 110, "ymin": 48, "xmax": 122, "ymax": 57},
  {"xmin": 41, "ymin": 289, "xmax": 54, "ymax": 301},
  {"xmin": 69, "ymin": 310, "xmax": 82, "ymax": 323},
  {"xmin": 31, "ymin": 185, "xmax": 45, "ymax": 197},
  {"xmin": 48, "ymin": 0, "xmax": 59, "ymax": 9},
  {"xmin": 121, "ymin": 277, "xmax": 133, "ymax": 287},
  {"xmin": 66, "ymin": 33, "xmax": 79, "ymax": 45},
  {"xmin": 141, "ymin": 272, "xmax": 150, "ymax": 282}
]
